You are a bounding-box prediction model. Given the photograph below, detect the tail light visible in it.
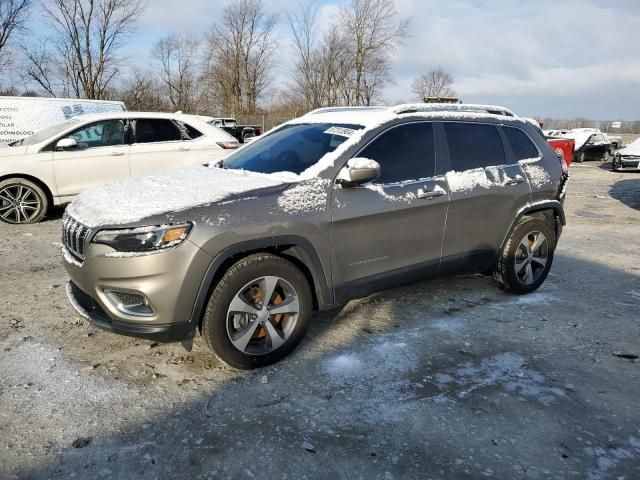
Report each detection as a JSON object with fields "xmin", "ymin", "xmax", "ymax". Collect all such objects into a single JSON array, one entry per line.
[
  {"xmin": 555, "ymin": 148, "xmax": 569, "ymax": 174},
  {"xmin": 217, "ymin": 141, "xmax": 239, "ymax": 149}
]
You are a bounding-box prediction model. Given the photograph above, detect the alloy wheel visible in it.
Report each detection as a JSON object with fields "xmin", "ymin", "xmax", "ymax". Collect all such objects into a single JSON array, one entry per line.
[
  {"xmin": 0, "ymin": 184, "xmax": 42, "ymax": 224},
  {"xmin": 514, "ymin": 231, "xmax": 549, "ymax": 285},
  {"xmin": 226, "ymin": 276, "xmax": 300, "ymax": 355}
]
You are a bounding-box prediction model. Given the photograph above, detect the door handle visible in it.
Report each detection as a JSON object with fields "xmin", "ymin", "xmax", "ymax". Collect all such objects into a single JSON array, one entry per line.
[
  {"xmin": 109, "ymin": 151, "xmax": 125, "ymax": 156},
  {"xmin": 178, "ymin": 146, "xmax": 191, "ymax": 151},
  {"xmin": 417, "ymin": 187, "xmax": 446, "ymax": 200},
  {"xmin": 505, "ymin": 174, "xmax": 525, "ymax": 186}
]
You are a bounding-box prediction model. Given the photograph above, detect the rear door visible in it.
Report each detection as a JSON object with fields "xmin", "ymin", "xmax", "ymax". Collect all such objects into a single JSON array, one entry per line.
[
  {"xmin": 331, "ymin": 121, "xmax": 449, "ymax": 299},
  {"xmin": 441, "ymin": 121, "xmax": 531, "ymax": 273},
  {"xmin": 129, "ymin": 118, "xmax": 198, "ymax": 176},
  {"xmin": 52, "ymin": 118, "xmax": 129, "ymax": 197}
]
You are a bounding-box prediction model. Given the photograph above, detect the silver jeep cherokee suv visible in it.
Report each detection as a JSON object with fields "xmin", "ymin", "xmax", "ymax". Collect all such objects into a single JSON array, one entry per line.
[{"xmin": 63, "ymin": 103, "xmax": 569, "ymax": 369}]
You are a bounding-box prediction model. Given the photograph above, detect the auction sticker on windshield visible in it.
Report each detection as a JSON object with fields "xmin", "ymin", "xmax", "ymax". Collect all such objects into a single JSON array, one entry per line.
[{"xmin": 324, "ymin": 126, "xmax": 356, "ymax": 137}]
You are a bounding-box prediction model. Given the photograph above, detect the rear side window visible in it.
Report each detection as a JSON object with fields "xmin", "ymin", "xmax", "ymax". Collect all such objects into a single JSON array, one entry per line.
[
  {"xmin": 444, "ymin": 123, "xmax": 505, "ymax": 171},
  {"xmin": 503, "ymin": 127, "xmax": 539, "ymax": 161},
  {"xmin": 359, "ymin": 122, "xmax": 436, "ymax": 184},
  {"xmin": 182, "ymin": 122, "xmax": 203, "ymax": 140},
  {"xmin": 134, "ymin": 119, "xmax": 182, "ymax": 143}
]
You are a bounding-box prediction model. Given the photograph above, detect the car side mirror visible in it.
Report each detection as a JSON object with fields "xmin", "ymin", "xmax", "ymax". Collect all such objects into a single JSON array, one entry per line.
[
  {"xmin": 56, "ymin": 137, "xmax": 78, "ymax": 150},
  {"xmin": 336, "ymin": 158, "xmax": 381, "ymax": 187}
]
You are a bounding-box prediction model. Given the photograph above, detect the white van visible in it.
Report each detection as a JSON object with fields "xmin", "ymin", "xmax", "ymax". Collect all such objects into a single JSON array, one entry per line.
[{"xmin": 0, "ymin": 96, "xmax": 126, "ymax": 145}]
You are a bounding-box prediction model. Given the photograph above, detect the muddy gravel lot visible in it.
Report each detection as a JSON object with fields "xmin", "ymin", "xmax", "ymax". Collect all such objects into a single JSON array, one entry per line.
[{"xmin": 1, "ymin": 162, "xmax": 639, "ymax": 479}]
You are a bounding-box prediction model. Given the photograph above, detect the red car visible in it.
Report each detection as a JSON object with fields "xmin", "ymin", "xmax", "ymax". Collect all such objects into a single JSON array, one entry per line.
[{"xmin": 547, "ymin": 137, "xmax": 575, "ymax": 167}]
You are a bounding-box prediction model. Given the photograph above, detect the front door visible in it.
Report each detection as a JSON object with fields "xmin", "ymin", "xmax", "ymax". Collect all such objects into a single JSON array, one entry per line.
[
  {"xmin": 52, "ymin": 118, "xmax": 129, "ymax": 198},
  {"xmin": 331, "ymin": 122, "xmax": 449, "ymax": 301}
]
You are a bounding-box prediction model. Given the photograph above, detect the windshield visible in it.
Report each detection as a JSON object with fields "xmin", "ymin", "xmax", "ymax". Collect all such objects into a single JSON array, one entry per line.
[
  {"xmin": 13, "ymin": 118, "xmax": 82, "ymax": 147},
  {"xmin": 222, "ymin": 123, "xmax": 364, "ymax": 174}
]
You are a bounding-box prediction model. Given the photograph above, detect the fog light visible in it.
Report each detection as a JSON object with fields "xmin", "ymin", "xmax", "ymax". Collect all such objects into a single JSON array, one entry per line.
[{"xmin": 104, "ymin": 289, "xmax": 154, "ymax": 317}]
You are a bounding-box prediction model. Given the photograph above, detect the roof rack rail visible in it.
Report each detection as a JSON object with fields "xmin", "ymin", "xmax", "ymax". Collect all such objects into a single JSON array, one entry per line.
[
  {"xmin": 307, "ymin": 106, "xmax": 386, "ymax": 115},
  {"xmin": 393, "ymin": 103, "xmax": 516, "ymax": 117}
]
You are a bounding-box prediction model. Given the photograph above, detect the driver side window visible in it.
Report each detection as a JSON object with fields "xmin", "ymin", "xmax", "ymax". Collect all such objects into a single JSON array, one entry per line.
[
  {"xmin": 67, "ymin": 120, "xmax": 125, "ymax": 149},
  {"xmin": 358, "ymin": 122, "xmax": 436, "ymax": 184}
]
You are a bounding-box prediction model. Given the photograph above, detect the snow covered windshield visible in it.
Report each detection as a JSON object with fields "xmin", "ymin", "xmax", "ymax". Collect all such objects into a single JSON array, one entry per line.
[
  {"xmin": 222, "ymin": 123, "xmax": 364, "ymax": 175},
  {"xmin": 14, "ymin": 118, "xmax": 82, "ymax": 146}
]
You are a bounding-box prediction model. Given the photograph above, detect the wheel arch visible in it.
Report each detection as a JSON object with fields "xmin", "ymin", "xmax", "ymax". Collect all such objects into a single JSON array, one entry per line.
[
  {"xmin": 500, "ymin": 201, "xmax": 565, "ymax": 253},
  {"xmin": 190, "ymin": 236, "xmax": 333, "ymax": 332},
  {"xmin": 0, "ymin": 173, "xmax": 54, "ymax": 209}
]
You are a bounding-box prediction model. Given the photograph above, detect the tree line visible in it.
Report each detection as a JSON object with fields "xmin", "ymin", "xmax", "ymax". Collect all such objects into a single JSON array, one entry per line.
[{"xmin": 0, "ymin": 0, "xmax": 460, "ymax": 116}]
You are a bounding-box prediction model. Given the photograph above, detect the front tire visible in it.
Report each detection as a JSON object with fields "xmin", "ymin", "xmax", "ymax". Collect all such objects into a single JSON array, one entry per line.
[
  {"xmin": 202, "ymin": 253, "xmax": 313, "ymax": 369},
  {"xmin": 0, "ymin": 178, "xmax": 49, "ymax": 224},
  {"xmin": 575, "ymin": 152, "xmax": 585, "ymax": 163},
  {"xmin": 494, "ymin": 217, "xmax": 555, "ymax": 295}
]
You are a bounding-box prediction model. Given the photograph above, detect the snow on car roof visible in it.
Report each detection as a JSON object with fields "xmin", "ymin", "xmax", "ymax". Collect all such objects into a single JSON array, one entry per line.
[{"xmin": 291, "ymin": 103, "xmax": 520, "ymax": 129}]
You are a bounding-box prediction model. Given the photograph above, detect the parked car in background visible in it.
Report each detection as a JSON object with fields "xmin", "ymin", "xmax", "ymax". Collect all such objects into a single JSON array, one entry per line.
[
  {"xmin": 62, "ymin": 102, "xmax": 568, "ymax": 369},
  {"xmin": 546, "ymin": 137, "xmax": 575, "ymax": 167},
  {"xmin": 606, "ymin": 134, "xmax": 623, "ymax": 149},
  {"xmin": 565, "ymin": 130, "xmax": 614, "ymax": 163},
  {"xmin": 205, "ymin": 117, "xmax": 262, "ymax": 143},
  {"xmin": 0, "ymin": 112, "xmax": 238, "ymax": 224},
  {"xmin": 524, "ymin": 119, "xmax": 572, "ymax": 169},
  {"xmin": 612, "ymin": 138, "xmax": 640, "ymax": 171},
  {"xmin": 0, "ymin": 96, "xmax": 125, "ymax": 145}
]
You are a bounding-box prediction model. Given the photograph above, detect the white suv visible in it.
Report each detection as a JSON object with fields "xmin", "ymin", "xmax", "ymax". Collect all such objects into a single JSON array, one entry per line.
[{"xmin": 0, "ymin": 112, "xmax": 238, "ymax": 224}]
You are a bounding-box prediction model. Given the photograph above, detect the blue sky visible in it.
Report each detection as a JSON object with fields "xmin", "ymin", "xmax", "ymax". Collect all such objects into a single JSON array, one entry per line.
[{"xmin": 28, "ymin": 0, "xmax": 640, "ymax": 120}]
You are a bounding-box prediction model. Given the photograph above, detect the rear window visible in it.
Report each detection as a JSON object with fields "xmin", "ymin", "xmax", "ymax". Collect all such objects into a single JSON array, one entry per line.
[
  {"xmin": 503, "ymin": 127, "xmax": 539, "ymax": 161},
  {"xmin": 444, "ymin": 122, "xmax": 505, "ymax": 171}
]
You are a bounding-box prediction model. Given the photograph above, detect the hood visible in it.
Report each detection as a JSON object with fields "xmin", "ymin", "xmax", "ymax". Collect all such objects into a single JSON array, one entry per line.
[
  {"xmin": 562, "ymin": 132, "xmax": 593, "ymax": 151},
  {"xmin": 0, "ymin": 145, "xmax": 29, "ymax": 157},
  {"xmin": 67, "ymin": 165, "xmax": 292, "ymax": 228},
  {"xmin": 620, "ymin": 139, "xmax": 640, "ymax": 156}
]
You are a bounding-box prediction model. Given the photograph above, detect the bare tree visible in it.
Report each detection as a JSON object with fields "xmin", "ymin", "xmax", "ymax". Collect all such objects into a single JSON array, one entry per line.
[
  {"xmin": 340, "ymin": 0, "xmax": 409, "ymax": 106},
  {"xmin": 119, "ymin": 68, "xmax": 166, "ymax": 111},
  {"xmin": 24, "ymin": 0, "xmax": 145, "ymax": 99},
  {"xmin": 412, "ymin": 67, "xmax": 456, "ymax": 101},
  {"xmin": 0, "ymin": 0, "xmax": 32, "ymax": 75},
  {"xmin": 204, "ymin": 0, "xmax": 277, "ymax": 114},
  {"xmin": 152, "ymin": 33, "xmax": 200, "ymax": 112}
]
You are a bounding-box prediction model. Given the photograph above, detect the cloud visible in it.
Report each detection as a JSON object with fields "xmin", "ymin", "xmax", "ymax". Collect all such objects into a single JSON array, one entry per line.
[{"xmin": 385, "ymin": 0, "xmax": 640, "ymax": 118}]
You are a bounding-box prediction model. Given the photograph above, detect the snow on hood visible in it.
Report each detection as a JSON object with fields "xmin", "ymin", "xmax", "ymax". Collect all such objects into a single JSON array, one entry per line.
[
  {"xmin": 620, "ymin": 138, "xmax": 640, "ymax": 156},
  {"xmin": 562, "ymin": 131, "xmax": 593, "ymax": 150},
  {"xmin": 67, "ymin": 166, "xmax": 289, "ymax": 228}
]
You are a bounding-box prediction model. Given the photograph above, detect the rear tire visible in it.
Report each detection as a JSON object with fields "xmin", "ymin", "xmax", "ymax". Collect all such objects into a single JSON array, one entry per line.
[
  {"xmin": 202, "ymin": 253, "xmax": 313, "ymax": 369},
  {"xmin": 494, "ymin": 217, "xmax": 555, "ymax": 295},
  {"xmin": 0, "ymin": 178, "xmax": 49, "ymax": 224}
]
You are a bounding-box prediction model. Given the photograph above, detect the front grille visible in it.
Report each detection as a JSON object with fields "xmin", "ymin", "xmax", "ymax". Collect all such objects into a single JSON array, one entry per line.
[{"xmin": 62, "ymin": 213, "xmax": 90, "ymax": 262}]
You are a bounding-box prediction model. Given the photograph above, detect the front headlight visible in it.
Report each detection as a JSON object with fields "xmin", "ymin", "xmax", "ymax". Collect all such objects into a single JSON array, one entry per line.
[{"xmin": 92, "ymin": 223, "xmax": 192, "ymax": 252}]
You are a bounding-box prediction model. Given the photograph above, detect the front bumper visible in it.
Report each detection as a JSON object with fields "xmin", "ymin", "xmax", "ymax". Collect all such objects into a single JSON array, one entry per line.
[
  {"xmin": 66, "ymin": 281, "xmax": 193, "ymax": 341},
  {"xmin": 614, "ymin": 156, "xmax": 640, "ymax": 171},
  {"xmin": 63, "ymin": 238, "xmax": 213, "ymax": 341}
]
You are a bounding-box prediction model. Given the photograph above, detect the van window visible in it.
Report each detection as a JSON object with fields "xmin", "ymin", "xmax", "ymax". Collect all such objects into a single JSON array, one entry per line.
[
  {"xmin": 359, "ymin": 122, "xmax": 436, "ymax": 184},
  {"xmin": 503, "ymin": 127, "xmax": 539, "ymax": 161},
  {"xmin": 444, "ymin": 123, "xmax": 505, "ymax": 171}
]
